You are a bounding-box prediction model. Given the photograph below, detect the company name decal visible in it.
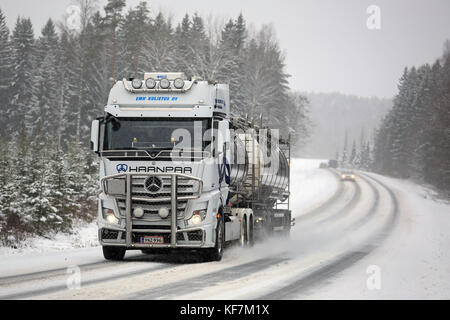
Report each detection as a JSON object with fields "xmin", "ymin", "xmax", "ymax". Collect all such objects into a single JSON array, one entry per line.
[
  {"xmin": 116, "ymin": 164, "xmax": 192, "ymax": 174},
  {"xmin": 135, "ymin": 96, "xmax": 179, "ymax": 101}
]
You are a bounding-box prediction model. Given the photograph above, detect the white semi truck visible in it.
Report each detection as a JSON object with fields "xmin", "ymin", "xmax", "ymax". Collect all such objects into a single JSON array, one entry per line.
[{"xmin": 90, "ymin": 72, "xmax": 292, "ymax": 261}]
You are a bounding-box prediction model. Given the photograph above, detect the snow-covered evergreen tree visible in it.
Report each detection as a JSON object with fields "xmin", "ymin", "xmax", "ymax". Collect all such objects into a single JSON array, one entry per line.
[
  {"xmin": 8, "ymin": 18, "xmax": 35, "ymax": 133},
  {"xmin": 29, "ymin": 19, "xmax": 60, "ymax": 139},
  {"xmin": 373, "ymin": 42, "xmax": 450, "ymax": 194},
  {"xmin": 0, "ymin": 8, "xmax": 12, "ymax": 134},
  {"xmin": 145, "ymin": 12, "xmax": 177, "ymax": 71},
  {"xmin": 117, "ymin": 1, "xmax": 150, "ymax": 77}
]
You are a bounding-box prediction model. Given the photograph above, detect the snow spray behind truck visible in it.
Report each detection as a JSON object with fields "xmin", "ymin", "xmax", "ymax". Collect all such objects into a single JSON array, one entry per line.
[{"xmin": 90, "ymin": 72, "xmax": 293, "ymax": 261}]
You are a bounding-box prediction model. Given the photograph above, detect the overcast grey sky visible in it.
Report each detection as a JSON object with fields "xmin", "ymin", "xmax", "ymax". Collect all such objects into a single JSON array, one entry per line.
[{"xmin": 1, "ymin": 0, "xmax": 449, "ymax": 98}]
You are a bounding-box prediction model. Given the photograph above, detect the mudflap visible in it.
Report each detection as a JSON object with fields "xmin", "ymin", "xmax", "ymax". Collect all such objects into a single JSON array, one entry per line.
[
  {"xmin": 255, "ymin": 209, "xmax": 292, "ymax": 239},
  {"xmin": 270, "ymin": 209, "xmax": 292, "ymax": 235}
]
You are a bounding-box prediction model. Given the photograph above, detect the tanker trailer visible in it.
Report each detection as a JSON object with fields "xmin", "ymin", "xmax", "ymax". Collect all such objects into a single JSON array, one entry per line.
[{"xmin": 227, "ymin": 117, "xmax": 292, "ymax": 241}]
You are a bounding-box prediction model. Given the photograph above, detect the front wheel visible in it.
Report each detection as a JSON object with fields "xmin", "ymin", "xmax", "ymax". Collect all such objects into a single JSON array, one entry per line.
[
  {"xmin": 102, "ymin": 246, "xmax": 126, "ymax": 261},
  {"xmin": 204, "ymin": 217, "xmax": 224, "ymax": 261}
]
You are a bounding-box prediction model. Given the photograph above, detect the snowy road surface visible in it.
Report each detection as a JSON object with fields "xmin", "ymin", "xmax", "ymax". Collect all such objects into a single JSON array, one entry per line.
[{"xmin": 1, "ymin": 159, "xmax": 449, "ymax": 299}]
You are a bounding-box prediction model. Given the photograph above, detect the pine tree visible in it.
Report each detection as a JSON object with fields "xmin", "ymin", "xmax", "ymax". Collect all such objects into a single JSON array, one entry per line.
[
  {"xmin": 80, "ymin": 14, "xmax": 109, "ymax": 143},
  {"xmin": 217, "ymin": 15, "xmax": 247, "ymax": 116},
  {"xmin": 145, "ymin": 12, "xmax": 177, "ymax": 71},
  {"xmin": 6, "ymin": 125, "xmax": 34, "ymax": 242},
  {"xmin": 0, "ymin": 139, "xmax": 10, "ymax": 242},
  {"xmin": 373, "ymin": 41, "xmax": 450, "ymax": 193},
  {"xmin": 9, "ymin": 18, "xmax": 35, "ymax": 133},
  {"xmin": 349, "ymin": 140, "xmax": 357, "ymax": 167},
  {"xmin": 174, "ymin": 14, "xmax": 192, "ymax": 75},
  {"xmin": 57, "ymin": 28, "xmax": 80, "ymax": 145},
  {"xmin": 117, "ymin": 1, "xmax": 150, "ymax": 77},
  {"xmin": 341, "ymin": 130, "xmax": 348, "ymax": 167},
  {"xmin": 0, "ymin": 8, "xmax": 12, "ymax": 134},
  {"xmin": 29, "ymin": 19, "xmax": 60, "ymax": 139},
  {"xmin": 103, "ymin": 0, "xmax": 126, "ymax": 80}
]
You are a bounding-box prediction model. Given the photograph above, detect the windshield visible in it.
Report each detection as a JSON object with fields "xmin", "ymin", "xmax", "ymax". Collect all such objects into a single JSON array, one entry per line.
[{"xmin": 103, "ymin": 118, "xmax": 211, "ymax": 151}]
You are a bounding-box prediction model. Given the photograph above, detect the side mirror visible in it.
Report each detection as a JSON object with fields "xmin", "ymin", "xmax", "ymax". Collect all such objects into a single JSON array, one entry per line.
[{"xmin": 91, "ymin": 120, "xmax": 100, "ymax": 153}]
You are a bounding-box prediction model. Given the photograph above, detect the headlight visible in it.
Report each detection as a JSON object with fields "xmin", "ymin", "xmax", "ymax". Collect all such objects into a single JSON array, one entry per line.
[
  {"xmin": 131, "ymin": 78, "xmax": 142, "ymax": 89},
  {"xmin": 351, "ymin": 175, "xmax": 355, "ymax": 179},
  {"xmin": 341, "ymin": 175, "xmax": 346, "ymax": 179},
  {"xmin": 145, "ymin": 78, "xmax": 156, "ymax": 89},
  {"xmin": 159, "ymin": 78, "xmax": 170, "ymax": 89},
  {"xmin": 189, "ymin": 210, "xmax": 206, "ymax": 225},
  {"xmin": 103, "ymin": 209, "xmax": 119, "ymax": 224},
  {"xmin": 173, "ymin": 78, "xmax": 185, "ymax": 89}
]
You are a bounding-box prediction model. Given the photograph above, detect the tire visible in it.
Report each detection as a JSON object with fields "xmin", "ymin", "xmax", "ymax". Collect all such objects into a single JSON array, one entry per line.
[
  {"xmin": 204, "ymin": 216, "xmax": 224, "ymax": 261},
  {"xmin": 240, "ymin": 216, "xmax": 248, "ymax": 247},
  {"xmin": 248, "ymin": 215, "xmax": 254, "ymax": 247},
  {"xmin": 102, "ymin": 246, "xmax": 126, "ymax": 261}
]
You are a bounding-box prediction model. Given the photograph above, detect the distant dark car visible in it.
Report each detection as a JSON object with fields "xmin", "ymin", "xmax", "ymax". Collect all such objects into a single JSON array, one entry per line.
[
  {"xmin": 319, "ymin": 162, "xmax": 328, "ymax": 168},
  {"xmin": 341, "ymin": 171, "xmax": 356, "ymax": 181},
  {"xmin": 328, "ymin": 159, "xmax": 338, "ymax": 168}
]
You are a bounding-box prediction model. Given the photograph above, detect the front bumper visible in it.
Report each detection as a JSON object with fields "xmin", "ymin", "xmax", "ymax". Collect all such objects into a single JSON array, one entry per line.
[{"xmin": 99, "ymin": 226, "xmax": 207, "ymax": 248}]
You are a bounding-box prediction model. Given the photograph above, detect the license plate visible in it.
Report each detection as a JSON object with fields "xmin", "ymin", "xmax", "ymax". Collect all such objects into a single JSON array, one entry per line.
[{"xmin": 140, "ymin": 236, "xmax": 164, "ymax": 244}]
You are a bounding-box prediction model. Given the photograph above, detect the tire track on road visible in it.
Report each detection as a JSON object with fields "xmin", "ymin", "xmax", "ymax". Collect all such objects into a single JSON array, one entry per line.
[
  {"xmin": 257, "ymin": 173, "xmax": 399, "ymax": 299},
  {"xmin": 0, "ymin": 262, "xmax": 172, "ymax": 300},
  {"xmin": 122, "ymin": 256, "xmax": 289, "ymax": 300},
  {"xmin": 0, "ymin": 260, "xmax": 120, "ymax": 286},
  {"xmin": 136, "ymin": 172, "xmax": 365, "ymax": 300},
  {"xmin": 314, "ymin": 180, "xmax": 361, "ymax": 225}
]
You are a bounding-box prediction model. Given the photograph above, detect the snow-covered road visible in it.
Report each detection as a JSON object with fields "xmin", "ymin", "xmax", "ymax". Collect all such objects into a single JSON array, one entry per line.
[{"xmin": 1, "ymin": 159, "xmax": 449, "ymax": 299}]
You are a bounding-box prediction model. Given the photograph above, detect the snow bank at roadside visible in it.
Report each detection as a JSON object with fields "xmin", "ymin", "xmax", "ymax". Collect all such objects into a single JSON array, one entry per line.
[{"xmin": 0, "ymin": 220, "xmax": 99, "ymax": 257}]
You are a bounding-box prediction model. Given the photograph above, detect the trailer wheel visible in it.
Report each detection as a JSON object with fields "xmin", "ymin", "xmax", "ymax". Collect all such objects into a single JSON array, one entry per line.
[
  {"xmin": 248, "ymin": 215, "xmax": 254, "ymax": 247},
  {"xmin": 102, "ymin": 246, "xmax": 126, "ymax": 261},
  {"xmin": 240, "ymin": 216, "xmax": 248, "ymax": 247},
  {"xmin": 204, "ymin": 216, "xmax": 224, "ymax": 261}
]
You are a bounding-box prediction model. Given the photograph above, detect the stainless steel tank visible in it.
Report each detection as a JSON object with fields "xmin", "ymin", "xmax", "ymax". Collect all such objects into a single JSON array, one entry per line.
[{"xmin": 228, "ymin": 131, "xmax": 289, "ymax": 203}]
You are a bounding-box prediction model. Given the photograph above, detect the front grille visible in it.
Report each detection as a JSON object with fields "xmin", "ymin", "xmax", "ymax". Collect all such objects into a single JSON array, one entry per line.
[
  {"xmin": 107, "ymin": 174, "xmax": 201, "ymax": 222},
  {"xmin": 132, "ymin": 176, "xmax": 199, "ymax": 196},
  {"xmin": 117, "ymin": 199, "xmax": 188, "ymax": 221},
  {"xmin": 133, "ymin": 224, "xmax": 171, "ymax": 230}
]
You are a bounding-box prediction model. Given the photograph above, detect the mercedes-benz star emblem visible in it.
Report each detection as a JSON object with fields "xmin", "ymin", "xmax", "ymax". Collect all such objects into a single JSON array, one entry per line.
[{"xmin": 144, "ymin": 176, "xmax": 162, "ymax": 193}]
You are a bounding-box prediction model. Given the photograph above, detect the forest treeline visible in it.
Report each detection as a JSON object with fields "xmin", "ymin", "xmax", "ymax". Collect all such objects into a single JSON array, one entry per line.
[
  {"xmin": 372, "ymin": 44, "xmax": 450, "ymax": 195},
  {"xmin": 0, "ymin": 1, "xmax": 309, "ymax": 245}
]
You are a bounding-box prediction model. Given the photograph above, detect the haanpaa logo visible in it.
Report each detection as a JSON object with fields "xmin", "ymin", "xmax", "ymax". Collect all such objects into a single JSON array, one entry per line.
[
  {"xmin": 115, "ymin": 163, "xmax": 192, "ymax": 174},
  {"xmin": 116, "ymin": 164, "xmax": 128, "ymax": 173}
]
